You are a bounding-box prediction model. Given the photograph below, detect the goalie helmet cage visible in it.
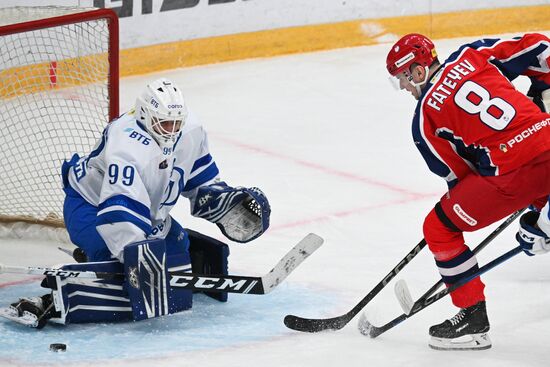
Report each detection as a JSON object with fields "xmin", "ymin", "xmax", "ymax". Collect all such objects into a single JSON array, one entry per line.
[{"xmin": 0, "ymin": 7, "xmax": 119, "ymax": 242}]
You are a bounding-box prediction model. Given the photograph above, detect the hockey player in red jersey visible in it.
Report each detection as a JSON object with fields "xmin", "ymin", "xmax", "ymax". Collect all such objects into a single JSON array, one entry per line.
[{"xmin": 386, "ymin": 33, "xmax": 550, "ymax": 350}]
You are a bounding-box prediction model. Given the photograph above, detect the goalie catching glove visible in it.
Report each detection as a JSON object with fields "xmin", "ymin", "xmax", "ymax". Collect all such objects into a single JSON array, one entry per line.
[{"xmin": 192, "ymin": 183, "xmax": 270, "ymax": 243}]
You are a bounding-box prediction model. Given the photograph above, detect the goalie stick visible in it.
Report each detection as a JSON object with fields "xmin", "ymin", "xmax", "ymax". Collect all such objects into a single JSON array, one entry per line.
[
  {"xmin": 358, "ymin": 209, "xmax": 524, "ymax": 338},
  {"xmin": 0, "ymin": 233, "xmax": 323, "ymax": 295},
  {"xmin": 284, "ymin": 238, "xmax": 427, "ymax": 332},
  {"xmin": 359, "ymin": 245, "xmax": 523, "ymax": 337}
]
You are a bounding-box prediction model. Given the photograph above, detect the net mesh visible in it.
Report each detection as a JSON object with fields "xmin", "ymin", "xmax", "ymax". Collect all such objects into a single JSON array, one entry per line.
[
  {"xmin": 0, "ymin": 7, "xmax": 112, "ymax": 229},
  {"xmin": 0, "ymin": 6, "xmax": 94, "ymax": 26}
]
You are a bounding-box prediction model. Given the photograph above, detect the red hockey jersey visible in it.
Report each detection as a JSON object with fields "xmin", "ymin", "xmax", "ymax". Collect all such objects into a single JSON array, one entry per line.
[{"xmin": 413, "ymin": 33, "xmax": 550, "ymax": 188}]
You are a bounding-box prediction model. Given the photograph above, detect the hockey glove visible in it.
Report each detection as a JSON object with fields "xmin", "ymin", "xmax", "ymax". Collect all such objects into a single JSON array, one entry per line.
[
  {"xmin": 528, "ymin": 88, "xmax": 550, "ymax": 113},
  {"xmin": 516, "ymin": 211, "xmax": 550, "ymax": 256},
  {"xmin": 192, "ymin": 183, "xmax": 270, "ymax": 243}
]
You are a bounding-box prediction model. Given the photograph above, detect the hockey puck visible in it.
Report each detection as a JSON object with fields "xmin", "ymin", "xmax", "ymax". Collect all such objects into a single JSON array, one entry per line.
[{"xmin": 49, "ymin": 343, "xmax": 66, "ymax": 352}]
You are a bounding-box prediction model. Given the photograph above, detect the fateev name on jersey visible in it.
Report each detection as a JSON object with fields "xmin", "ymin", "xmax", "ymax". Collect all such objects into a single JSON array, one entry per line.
[{"xmin": 427, "ymin": 59, "xmax": 476, "ymax": 112}]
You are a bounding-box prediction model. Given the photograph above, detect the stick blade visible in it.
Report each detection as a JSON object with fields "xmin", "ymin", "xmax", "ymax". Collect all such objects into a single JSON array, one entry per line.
[
  {"xmin": 357, "ymin": 312, "xmax": 374, "ymax": 336},
  {"xmin": 394, "ymin": 279, "xmax": 414, "ymax": 315},
  {"xmin": 283, "ymin": 313, "xmax": 348, "ymax": 333},
  {"xmin": 261, "ymin": 233, "xmax": 323, "ymax": 294}
]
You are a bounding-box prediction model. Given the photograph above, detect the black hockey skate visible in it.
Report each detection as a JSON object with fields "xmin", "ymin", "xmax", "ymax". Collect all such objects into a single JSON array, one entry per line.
[
  {"xmin": 0, "ymin": 294, "xmax": 55, "ymax": 329},
  {"xmin": 429, "ymin": 301, "xmax": 491, "ymax": 351}
]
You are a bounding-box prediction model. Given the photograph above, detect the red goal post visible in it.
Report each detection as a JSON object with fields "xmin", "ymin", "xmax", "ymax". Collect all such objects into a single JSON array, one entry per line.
[{"xmin": 0, "ymin": 7, "xmax": 119, "ymax": 241}]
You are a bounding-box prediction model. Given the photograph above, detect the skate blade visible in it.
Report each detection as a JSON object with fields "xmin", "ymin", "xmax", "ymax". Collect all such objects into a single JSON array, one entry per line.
[
  {"xmin": 0, "ymin": 307, "xmax": 39, "ymax": 327},
  {"xmin": 429, "ymin": 333, "xmax": 492, "ymax": 351}
]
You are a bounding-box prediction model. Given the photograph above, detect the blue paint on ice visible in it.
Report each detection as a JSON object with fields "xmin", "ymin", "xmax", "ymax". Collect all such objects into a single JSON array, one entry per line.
[{"xmin": 0, "ymin": 282, "xmax": 336, "ymax": 365}]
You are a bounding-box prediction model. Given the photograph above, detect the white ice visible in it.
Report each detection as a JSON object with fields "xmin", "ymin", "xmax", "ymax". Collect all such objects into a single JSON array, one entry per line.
[{"xmin": 1, "ymin": 32, "xmax": 550, "ymax": 367}]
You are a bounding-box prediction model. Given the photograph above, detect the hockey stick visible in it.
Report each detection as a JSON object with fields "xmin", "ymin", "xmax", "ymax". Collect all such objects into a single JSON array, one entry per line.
[
  {"xmin": 360, "ymin": 209, "xmax": 524, "ymax": 338},
  {"xmin": 0, "ymin": 233, "xmax": 323, "ymax": 295},
  {"xmin": 359, "ymin": 245, "xmax": 523, "ymax": 337},
  {"xmin": 0, "ymin": 264, "xmax": 125, "ymax": 280},
  {"xmin": 284, "ymin": 238, "xmax": 427, "ymax": 332}
]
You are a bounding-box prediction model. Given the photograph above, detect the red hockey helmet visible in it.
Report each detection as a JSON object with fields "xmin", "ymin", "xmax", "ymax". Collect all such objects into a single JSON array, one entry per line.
[{"xmin": 386, "ymin": 33, "xmax": 437, "ymax": 76}]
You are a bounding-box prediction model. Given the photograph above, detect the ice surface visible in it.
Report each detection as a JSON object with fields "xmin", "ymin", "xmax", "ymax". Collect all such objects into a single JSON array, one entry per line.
[{"xmin": 1, "ymin": 32, "xmax": 550, "ymax": 366}]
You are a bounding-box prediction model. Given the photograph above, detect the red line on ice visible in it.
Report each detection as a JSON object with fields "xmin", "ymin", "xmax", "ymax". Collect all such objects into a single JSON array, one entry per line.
[
  {"xmin": 0, "ymin": 276, "xmax": 42, "ymax": 289},
  {"xmin": 211, "ymin": 134, "xmax": 434, "ymax": 199},
  {"xmin": 270, "ymin": 196, "xmax": 430, "ymax": 231}
]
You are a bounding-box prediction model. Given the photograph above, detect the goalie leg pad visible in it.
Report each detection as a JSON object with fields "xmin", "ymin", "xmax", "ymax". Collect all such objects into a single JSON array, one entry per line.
[
  {"xmin": 187, "ymin": 228, "xmax": 230, "ymax": 302},
  {"xmin": 164, "ymin": 219, "xmax": 194, "ymax": 310},
  {"xmin": 10, "ymin": 246, "xmax": 193, "ymax": 327},
  {"xmin": 41, "ymin": 261, "xmax": 132, "ymax": 325},
  {"xmin": 164, "ymin": 218, "xmax": 192, "ymax": 270},
  {"xmin": 124, "ymin": 239, "xmax": 192, "ymax": 321}
]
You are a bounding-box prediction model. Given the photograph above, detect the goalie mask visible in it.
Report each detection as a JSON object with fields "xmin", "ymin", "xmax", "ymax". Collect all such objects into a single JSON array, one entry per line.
[{"xmin": 135, "ymin": 78, "xmax": 188, "ymax": 151}]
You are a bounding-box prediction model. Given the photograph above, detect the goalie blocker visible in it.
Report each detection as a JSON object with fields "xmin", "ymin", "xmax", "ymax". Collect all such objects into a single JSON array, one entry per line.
[{"xmin": 1, "ymin": 231, "xmax": 229, "ymax": 328}]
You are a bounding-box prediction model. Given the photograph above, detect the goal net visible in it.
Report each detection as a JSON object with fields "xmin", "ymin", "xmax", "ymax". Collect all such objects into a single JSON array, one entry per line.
[{"xmin": 0, "ymin": 7, "xmax": 119, "ymax": 242}]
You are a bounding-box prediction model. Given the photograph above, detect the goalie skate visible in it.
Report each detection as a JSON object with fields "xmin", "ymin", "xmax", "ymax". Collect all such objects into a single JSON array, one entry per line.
[
  {"xmin": 0, "ymin": 305, "xmax": 40, "ymax": 327},
  {"xmin": 0, "ymin": 298, "xmax": 43, "ymax": 328},
  {"xmin": 0, "ymin": 295, "xmax": 53, "ymax": 329}
]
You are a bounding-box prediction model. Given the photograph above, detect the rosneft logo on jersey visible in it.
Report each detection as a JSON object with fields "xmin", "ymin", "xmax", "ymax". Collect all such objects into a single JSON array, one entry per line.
[{"xmin": 506, "ymin": 117, "xmax": 550, "ymax": 149}]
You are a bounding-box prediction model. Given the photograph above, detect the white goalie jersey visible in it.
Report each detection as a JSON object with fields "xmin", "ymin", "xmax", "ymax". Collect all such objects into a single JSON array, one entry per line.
[{"xmin": 66, "ymin": 110, "xmax": 220, "ymax": 259}]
